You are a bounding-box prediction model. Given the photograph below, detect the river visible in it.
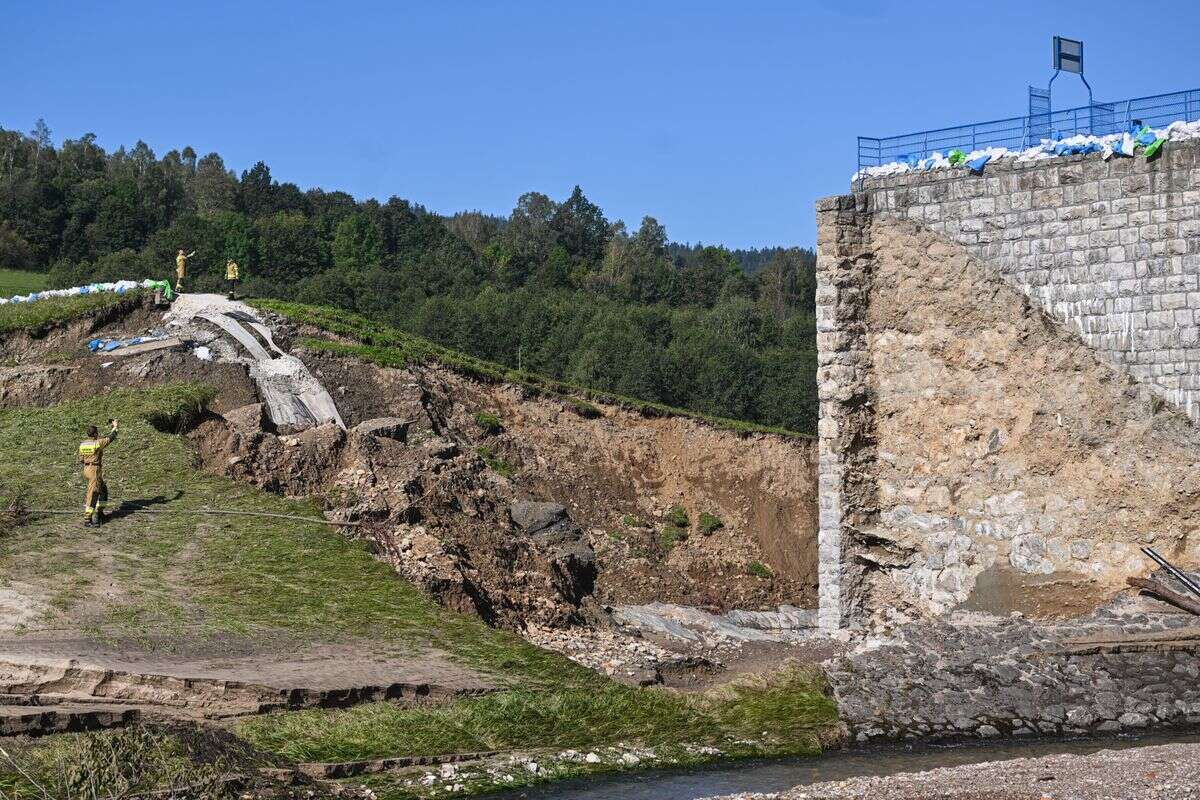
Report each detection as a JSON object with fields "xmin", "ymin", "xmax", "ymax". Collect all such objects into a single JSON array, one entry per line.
[{"xmin": 479, "ymin": 732, "xmax": 1200, "ymax": 800}]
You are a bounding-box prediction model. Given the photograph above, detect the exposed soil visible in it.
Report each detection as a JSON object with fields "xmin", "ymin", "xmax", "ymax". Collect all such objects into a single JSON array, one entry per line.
[{"xmin": 267, "ymin": 327, "xmax": 820, "ymax": 616}]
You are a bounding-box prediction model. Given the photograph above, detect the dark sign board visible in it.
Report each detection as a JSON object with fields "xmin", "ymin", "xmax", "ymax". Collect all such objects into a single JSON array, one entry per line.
[{"xmin": 1054, "ymin": 36, "xmax": 1083, "ymax": 74}]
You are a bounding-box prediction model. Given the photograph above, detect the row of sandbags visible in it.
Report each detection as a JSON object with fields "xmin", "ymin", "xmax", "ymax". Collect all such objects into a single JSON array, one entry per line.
[
  {"xmin": 855, "ymin": 118, "xmax": 1200, "ymax": 181},
  {"xmin": 0, "ymin": 278, "xmax": 173, "ymax": 306}
]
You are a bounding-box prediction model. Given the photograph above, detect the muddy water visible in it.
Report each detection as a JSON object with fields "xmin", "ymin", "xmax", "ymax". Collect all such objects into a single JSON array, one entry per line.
[{"xmin": 481, "ymin": 733, "xmax": 1200, "ymax": 799}]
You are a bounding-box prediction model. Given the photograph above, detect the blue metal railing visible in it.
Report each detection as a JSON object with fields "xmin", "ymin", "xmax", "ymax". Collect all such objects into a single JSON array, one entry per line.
[{"xmin": 858, "ymin": 87, "xmax": 1200, "ymax": 172}]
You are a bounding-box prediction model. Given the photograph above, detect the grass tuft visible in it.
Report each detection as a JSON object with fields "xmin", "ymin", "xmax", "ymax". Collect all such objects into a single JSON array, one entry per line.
[
  {"xmin": 746, "ymin": 561, "xmax": 773, "ymax": 579},
  {"xmin": 698, "ymin": 512, "xmax": 724, "ymax": 536},
  {"xmin": 475, "ymin": 445, "xmax": 514, "ymax": 478},
  {"xmin": 473, "ymin": 412, "xmax": 503, "ymax": 436},
  {"xmin": 0, "ymin": 726, "xmax": 230, "ymax": 800}
]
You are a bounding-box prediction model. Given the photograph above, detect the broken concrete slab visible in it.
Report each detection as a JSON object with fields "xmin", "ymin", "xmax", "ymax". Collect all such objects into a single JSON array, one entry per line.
[
  {"xmin": 164, "ymin": 294, "xmax": 345, "ymax": 433},
  {"xmin": 97, "ymin": 337, "xmax": 184, "ymax": 358}
]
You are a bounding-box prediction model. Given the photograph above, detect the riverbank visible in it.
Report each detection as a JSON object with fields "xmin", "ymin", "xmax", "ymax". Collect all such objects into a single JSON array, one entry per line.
[{"xmin": 706, "ymin": 740, "xmax": 1200, "ymax": 799}]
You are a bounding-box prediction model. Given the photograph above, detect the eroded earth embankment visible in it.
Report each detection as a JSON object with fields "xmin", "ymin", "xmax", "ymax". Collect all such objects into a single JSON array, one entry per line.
[
  {"xmin": 184, "ymin": 304, "xmax": 822, "ymax": 636},
  {"xmin": 0, "ymin": 294, "xmax": 824, "ymax": 701}
]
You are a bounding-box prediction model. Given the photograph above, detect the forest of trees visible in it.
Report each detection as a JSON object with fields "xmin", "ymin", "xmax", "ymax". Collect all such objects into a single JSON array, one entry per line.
[{"xmin": 0, "ymin": 120, "xmax": 818, "ymax": 432}]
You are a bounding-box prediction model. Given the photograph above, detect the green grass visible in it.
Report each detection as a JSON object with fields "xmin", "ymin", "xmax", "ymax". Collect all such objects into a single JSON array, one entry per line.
[
  {"xmin": 0, "ymin": 726, "xmax": 229, "ymax": 800},
  {"xmin": 473, "ymin": 411, "xmax": 503, "ymax": 436},
  {"xmin": 698, "ymin": 512, "xmax": 724, "ymax": 535},
  {"xmin": 0, "ymin": 290, "xmax": 140, "ymax": 337},
  {"xmin": 235, "ymin": 665, "xmax": 836, "ymax": 764},
  {"xmin": 0, "ymin": 385, "xmax": 584, "ymax": 688},
  {"xmin": 658, "ymin": 525, "xmax": 687, "ymax": 553},
  {"xmin": 251, "ymin": 300, "xmax": 808, "ymax": 439},
  {"xmin": 746, "ymin": 561, "xmax": 773, "ymax": 579},
  {"xmin": 0, "ymin": 269, "xmax": 48, "ymax": 297},
  {"xmin": 666, "ymin": 505, "xmax": 689, "ymax": 528}
]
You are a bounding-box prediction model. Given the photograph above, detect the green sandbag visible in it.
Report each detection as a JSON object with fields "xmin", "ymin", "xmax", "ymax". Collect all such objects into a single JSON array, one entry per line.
[
  {"xmin": 948, "ymin": 149, "xmax": 966, "ymax": 166},
  {"xmin": 146, "ymin": 279, "xmax": 174, "ymax": 300},
  {"xmin": 1143, "ymin": 137, "xmax": 1166, "ymax": 159}
]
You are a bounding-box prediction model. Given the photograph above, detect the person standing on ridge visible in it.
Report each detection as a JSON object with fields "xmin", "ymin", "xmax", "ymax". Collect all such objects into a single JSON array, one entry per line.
[
  {"xmin": 175, "ymin": 249, "xmax": 196, "ymax": 292},
  {"xmin": 78, "ymin": 419, "xmax": 119, "ymax": 527},
  {"xmin": 225, "ymin": 258, "xmax": 240, "ymax": 299}
]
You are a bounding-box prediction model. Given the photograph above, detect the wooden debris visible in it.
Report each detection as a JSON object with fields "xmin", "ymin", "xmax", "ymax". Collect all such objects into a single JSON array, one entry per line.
[{"xmin": 1127, "ymin": 575, "xmax": 1200, "ymax": 617}]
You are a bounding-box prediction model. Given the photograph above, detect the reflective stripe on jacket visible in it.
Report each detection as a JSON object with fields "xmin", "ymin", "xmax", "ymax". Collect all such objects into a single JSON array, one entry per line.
[{"xmin": 79, "ymin": 431, "xmax": 117, "ymax": 466}]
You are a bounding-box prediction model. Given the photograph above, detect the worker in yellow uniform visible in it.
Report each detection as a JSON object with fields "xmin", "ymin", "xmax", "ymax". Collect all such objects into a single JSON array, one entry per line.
[
  {"xmin": 175, "ymin": 249, "xmax": 196, "ymax": 292},
  {"xmin": 78, "ymin": 419, "xmax": 119, "ymax": 527},
  {"xmin": 225, "ymin": 258, "xmax": 240, "ymax": 299}
]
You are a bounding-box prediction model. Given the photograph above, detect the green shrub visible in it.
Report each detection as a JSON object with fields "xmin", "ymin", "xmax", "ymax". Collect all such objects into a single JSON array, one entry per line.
[
  {"xmin": 666, "ymin": 505, "xmax": 689, "ymax": 528},
  {"xmin": 746, "ymin": 561, "xmax": 773, "ymax": 579},
  {"xmin": 621, "ymin": 514, "xmax": 642, "ymax": 528},
  {"xmin": 659, "ymin": 526, "xmax": 687, "ymax": 552},
  {"xmin": 569, "ymin": 398, "xmax": 603, "ymax": 419},
  {"xmin": 698, "ymin": 512, "xmax": 724, "ymax": 536},
  {"xmin": 474, "ymin": 411, "xmax": 503, "ymax": 435}
]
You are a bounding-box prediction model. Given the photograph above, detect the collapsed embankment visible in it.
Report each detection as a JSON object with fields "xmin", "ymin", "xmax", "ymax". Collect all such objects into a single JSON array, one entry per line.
[{"xmin": 0, "ymin": 293, "xmax": 822, "ymax": 634}]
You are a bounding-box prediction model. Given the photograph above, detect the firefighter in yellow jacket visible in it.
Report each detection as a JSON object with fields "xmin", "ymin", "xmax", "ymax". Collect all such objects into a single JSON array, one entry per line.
[
  {"xmin": 175, "ymin": 249, "xmax": 196, "ymax": 292},
  {"xmin": 79, "ymin": 419, "xmax": 118, "ymax": 527},
  {"xmin": 225, "ymin": 258, "xmax": 240, "ymax": 299}
]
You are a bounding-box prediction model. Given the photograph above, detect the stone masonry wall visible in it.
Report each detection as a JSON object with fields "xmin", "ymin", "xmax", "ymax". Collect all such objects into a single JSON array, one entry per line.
[
  {"xmin": 826, "ymin": 614, "xmax": 1200, "ymax": 743},
  {"xmin": 814, "ymin": 206, "xmax": 1200, "ymax": 628},
  {"xmin": 814, "ymin": 194, "xmax": 875, "ymax": 630},
  {"xmin": 856, "ymin": 141, "xmax": 1200, "ymax": 419}
]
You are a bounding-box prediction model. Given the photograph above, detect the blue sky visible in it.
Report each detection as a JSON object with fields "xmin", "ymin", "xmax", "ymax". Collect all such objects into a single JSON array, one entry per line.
[{"xmin": 3, "ymin": 1, "xmax": 1198, "ymax": 248}]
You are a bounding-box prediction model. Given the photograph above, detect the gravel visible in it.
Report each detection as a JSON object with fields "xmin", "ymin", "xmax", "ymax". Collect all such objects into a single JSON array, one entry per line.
[{"xmin": 705, "ymin": 741, "xmax": 1200, "ymax": 799}]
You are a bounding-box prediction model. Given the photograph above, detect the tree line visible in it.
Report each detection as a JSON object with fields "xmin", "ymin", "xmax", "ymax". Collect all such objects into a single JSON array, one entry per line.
[{"xmin": 0, "ymin": 120, "xmax": 818, "ymax": 432}]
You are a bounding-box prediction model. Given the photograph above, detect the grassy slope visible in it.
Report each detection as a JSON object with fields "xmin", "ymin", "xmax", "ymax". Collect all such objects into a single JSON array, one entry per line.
[
  {"xmin": 0, "ymin": 297, "xmax": 836, "ymax": 798},
  {"xmin": 0, "ymin": 270, "xmax": 48, "ymax": 297},
  {"xmin": 0, "ymin": 384, "xmax": 574, "ymax": 684},
  {"xmin": 253, "ymin": 299, "xmax": 810, "ymax": 439},
  {"xmin": 236, "ymin": 668, "xmax": 835, "ymax": 764},
  {"xmin": 0, "ymin": 290, "xmax": 135, "ymax": 337}
]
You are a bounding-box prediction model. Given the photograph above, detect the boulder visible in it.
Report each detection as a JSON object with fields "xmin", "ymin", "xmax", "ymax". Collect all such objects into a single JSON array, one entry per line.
[
  {"xmin": 510, "ymin": 501, "xmax": 567, "ymax": 534},
  {"xmin": 354, "ymin": 417, "xmax": 411, "ymax": 443},
  {"xmin": 223, "ymin": 403, "xmax": 266, "ymax": 434},
  {"xmin": 510, "ymin": 501, "xmax": 596, "ymax": 605}
]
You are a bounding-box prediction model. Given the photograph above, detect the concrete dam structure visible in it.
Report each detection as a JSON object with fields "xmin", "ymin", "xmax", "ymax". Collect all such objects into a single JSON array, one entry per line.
[{"xmin": 815, "ymin": 141, "xmax": 1200, "ymax": 629}]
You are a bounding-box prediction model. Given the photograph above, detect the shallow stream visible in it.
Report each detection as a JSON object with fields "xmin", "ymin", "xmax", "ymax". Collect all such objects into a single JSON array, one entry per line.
[{"xmin": 480, "ymin": 732, "xmax": 1200, "ymax": 799}]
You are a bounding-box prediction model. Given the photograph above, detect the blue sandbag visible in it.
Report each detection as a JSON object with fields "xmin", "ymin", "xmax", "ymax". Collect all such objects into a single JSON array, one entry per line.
[
  {"xmin": 1135, "ymin": 127, "xmax": 1157, "ymax": 146},
  {"xmin": 87, "ymin": 339, "xmax": 102, "ymax": 352},
  {"xmin": 967, "ymin": 154, "xmax": 991, "ymax": 174},
  {"xmin": 905, "ymin": 154, "xmax": 919, "ymax": 168}
]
